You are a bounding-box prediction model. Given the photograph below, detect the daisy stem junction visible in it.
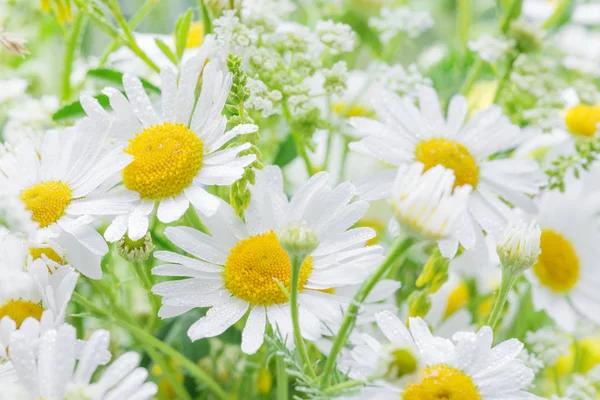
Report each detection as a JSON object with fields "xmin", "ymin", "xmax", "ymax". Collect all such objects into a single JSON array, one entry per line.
[
  {"xmin": 320, "ymin": 236, "xmax": 415, "ymax": 387},
  {"xmin": 72, "ymin": 291, "xmax": 229, "ymax": 400},
  {"xmin": 290, "ymin": 253, "xmax": 317, "ymax": 379}
]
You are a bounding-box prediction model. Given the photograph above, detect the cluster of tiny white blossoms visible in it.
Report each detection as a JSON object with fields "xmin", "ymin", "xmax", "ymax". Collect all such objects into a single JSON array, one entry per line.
[{"xmin": 0, "ymin": 0, "xmax": 599, "ymax": 398}]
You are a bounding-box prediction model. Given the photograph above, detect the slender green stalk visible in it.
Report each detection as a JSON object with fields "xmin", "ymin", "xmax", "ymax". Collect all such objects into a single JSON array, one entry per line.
[
  {"xmin": 184, "ymin": 206, "xmax": 210, "ymax": 234},
  {"xmin": 60, "ymin": 12, "xmax": 85, "ymax": 102},
  {"xmin": 290, "ymin": 254, "xmax": 317, "ymax": 379},
  {"xmin": 458, "ymin": 0, "xmax": 471, "ymax": 50},
  {"xmin": 73, "ymin": 292, "xmax": 228, "ymax": 400},
  {"xmin": 294, "ymin": 134, "xmax": 316, "ymax": 176},
  {"xmin": 198, "ymin": 0, "xmax": 213, "ymax": 34},
  {"xmin": 492, "ymin": 53, "xmax": 517, "ymax": 103},
  {"xmin": 276, "ymin": 355, "xmax": 288, "ymax": 400},
  {"xmin": 320, "ymin": 237, "xmax": 415, "ymax": 386},
  {"xmin": 543, "ymin": 0, "xmax": 572, "ymax": 30},
  {"xmin": 323, "ymin": 379, "xmax": 364, "ymax": 395},
  {"xmin": 145, "ymin": 345, "xmax": 192, "ymax": 400},
  {"xmin": 459, "ymin": 58, "xmax": 483, "ymax": 95},
  {"xmin": 98, "ymin": 0, "xmax": 160, "ymax": 67},
  {"xmin": 133, "ymin": 260, "xmax": 160, "ymax": 330},
  {"xmin": 486, "ymin": 269, "xmax": 519, "ymax": 329},
  {"xmin": 108, "ymin": 0, "xmax": 160, "ymax": 72}
]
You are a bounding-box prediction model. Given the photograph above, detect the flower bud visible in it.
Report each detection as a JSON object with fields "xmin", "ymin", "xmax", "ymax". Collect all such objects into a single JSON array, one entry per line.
[
  {"xmin": 407, "ymin": 290, "xmax": 431, "ymax": 318},
  {"xmin": 279, "ymin": 223, "xmax": 319, "ymax": 260},
  {"xmin": 117, "ymin": 232, "xmax": 154, "ymax": 263},
  {"xmin": 497, "ymin": 220, "xmax": 541, "ymax": 275},
  {"xmin": 416, "ymin": 249, "xmax": 450, "ymax": 294}
]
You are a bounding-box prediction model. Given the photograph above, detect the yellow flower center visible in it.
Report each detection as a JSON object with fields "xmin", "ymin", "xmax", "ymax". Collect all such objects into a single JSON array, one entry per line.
[
  {"xmin": 444, "ymin": 282, "xmax": 469, "ymax": 318},
  {"xmin": 30, "ymin": 246, "xmax": 64, "ymax": 265},
  {"xmin": 565, "ymin": 104, "xmax": 600, "ymax": 138},
  {"xmin": 186, "ymin": 22, "xmax": 205, "ymax": 49},
  {"xmin": 20, "ymin": 181, "xmax": 73, "ymax": 228},
  {"xmin": 415, "ymin": 138, "xmax": 479, "ymax": 189},
  {"xmin": 533, "ymin": 229, "xmax": 580, "ymax": 293},
  {"xmin": 332, "ymin": 102, "xmax": 374, "ymax": 118},
  {"xmin": 403, "ymin": 364, "xmax": 481, "ymax": 400},
  {"xmin": 0, "ymin": 300, "xmax": 44, "ymax": 328},
  {"xmin": 123, "ymin": 122, "xmax": 204, "ymax": 199},
  {"xmin": 223, "ymin": 231, "xmax": 313, "ymax": 306}
]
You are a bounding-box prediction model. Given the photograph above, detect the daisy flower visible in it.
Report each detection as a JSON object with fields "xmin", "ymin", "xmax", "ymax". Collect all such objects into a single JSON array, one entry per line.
[
  {"xmin": 350, "ymin": 86, "xmax": 544, "ymax": 256},
  {"xmin": 151, "ymin": 166, "xmax": 383, "ymax": 354},
  {"xmin": 0, "ymin": 233, "xmax": 79, "ymax": 362},
  {"xmin": 526, "ymin": 185, "xmax": 600, "ymax": 332},
  {"xmin": 339, "ymin": 310, "xmax": 540, "ymax": 399},
  {"xmin": 0, "ymin": 121, "xmax": 136, "ymax": 279},
  {"xmin": 1, "ymin": 323, "xmax": 157, "ymax": 399},
  {"xmin": 83, "ymin": 47, "xmax": 258, "ymax": 244}
]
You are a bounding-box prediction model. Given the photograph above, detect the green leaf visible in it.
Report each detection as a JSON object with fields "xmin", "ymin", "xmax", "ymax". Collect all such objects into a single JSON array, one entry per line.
[
  {"xmin": 52, "ymin": 94, "xmax": 110, "ymax": 122},
  {"xmin": 175, "ymin": 8, "xmax": 194, "ymax": 60},
  {"xmin": 273, "ymin": 134, "xmax": 298, "ymax": 168},
  {"xmin": 154, "ymin": 38, "xmax": 179, "ymax": 66},
  {"xmin": 87, "ymin": 69, "xmax": 161, "ymax": 94}
]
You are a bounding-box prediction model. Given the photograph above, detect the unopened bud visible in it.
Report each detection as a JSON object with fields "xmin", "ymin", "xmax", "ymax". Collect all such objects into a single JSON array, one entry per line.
[
  {"xmin": 416, "ymin": 249, "xmax": 449, "ymax": 294},
  {"xmin": 509, "ymin": 19, "xmax": 545, "ymax": 54},
  {"xmin": 117, "ymin": 232, "xmax": 154, "ymax": 262},
  {"xmin": 497, "ymin": 220, "xmax": 541, "ymax": 275},
  {"xmin": 279, "ymin": 223, "xmax": 319, "ymax": 259}
]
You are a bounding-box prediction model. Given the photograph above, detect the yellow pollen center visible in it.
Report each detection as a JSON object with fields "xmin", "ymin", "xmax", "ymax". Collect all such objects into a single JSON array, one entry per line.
[
  {"xmin": 533, "ymin": 229, "xmax": 580, "ymax": 293},
  {"xmin": 0, "ymin": 300, "xmax": 44, "ymax": 328},
  {"xmin": 223, "ymin": 231, "xmax": 313, "ymax": 306},
  {"xmin": 332, "ymin": 102, "xmax": 374, "ymax": 118},
  {"xmin": 403, "ymin": 364, "xmax": 481, "ymax": 400},
  {"xmin": 20, "ymin": 181, "xmax": 72, "ymax": 228},
  {"xmin": 30, "ymin": 246, "xmax": 64, "ymax": 265},
  {"xmin": 186, "ymin": 22, "xmax": 205, "ymax": 49},
  {"xmin": 565, "ymin": 104, "xmax": 600, "ymax": 138},
  {"xmin": 415, "ymin": 138, "xmax": 479, "ymax": 189},
  {"xmin": 444, "ymin": 282, "xmax": 469, "ymax": 318},
  {"xmin": 123, "ymin": 122, "xmax": 204, "ymax": 199}
]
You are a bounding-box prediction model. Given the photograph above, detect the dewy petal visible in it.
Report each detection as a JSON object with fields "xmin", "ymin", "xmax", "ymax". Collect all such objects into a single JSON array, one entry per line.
[
  {"xmin": 375, "ymin": 311, "xmax": 414, "ymax": 346},
  {"xmin": 241, "ymin": 306, "xmax": 266, "ymax": 354},
  {"xmin": 187, "ymin": 299, "xmax": 249, "ymax": 341}
]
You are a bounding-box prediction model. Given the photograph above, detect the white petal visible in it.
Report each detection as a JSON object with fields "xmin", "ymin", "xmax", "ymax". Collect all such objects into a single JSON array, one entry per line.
[{"xmin": 241, "ymin": 307, "xmax": 266, "ymax": 354}]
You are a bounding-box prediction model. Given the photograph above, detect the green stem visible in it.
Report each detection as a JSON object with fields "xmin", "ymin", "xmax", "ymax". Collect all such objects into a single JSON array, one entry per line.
[
  {"xmin": 133, "ymin": 260, "xmax": 160, "ymax": 330},
  {"xmin": 543, "ymin": 0, "xmax": 572, "ymax": 30},
  {"xmin": 73, "ymin": 292, "xmax": 228, "ymax": 400},
  {"xmin": 109, "ymin": 0, "xmax": 160, "ymax": 72},
  {"xmin": 145, "ymin": 345, "xmax": 192, "ymax": 400},
  {"xmin": 486, "ymin": 268, "xmax": 519, "ymax": 329},
  {"xmin": 458, "ymin": 0, "xmax": 471, "ymax": 51},
  {"xmin": 290, "ymin": 254, "xmax": 317, "ymax": 379},
  {"xmin": 184, "ymin": 206, "xmax": 210, "ymax": 234},
  {"xmin": 324, "ymin": 379, "xmax": 365, "ymax": 395},
  {"xmin": 98, "ymin": 0, "xmax": 160, "ymax": 67},
  {"xmin": 500, "ymin": 0, "xmax": 523, "ymax": 34},
  {"xmin": 492, "ymin": 53, "xmax": 517, "ymax": 104},
  {"xmin": 60, "ymin": 12, "xmax": 85, "ymax": 102},
  {"xmin": 459, "ymin": 58, "xmax": 483, "ymax": 95},
  {"xmin": 320, "ymin": 237, "xmax": 414, "ymax": 386},
  {"xmin": 198, "ymin": 0, "xmax": 213, "ymax": 34},
  {"xmin": 276, "ymin": 355, "xmax": 288, "ymax": 400}
]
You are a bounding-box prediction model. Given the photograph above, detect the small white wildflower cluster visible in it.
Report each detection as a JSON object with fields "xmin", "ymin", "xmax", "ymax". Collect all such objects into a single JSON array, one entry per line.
[
  {"xmin": 315, "ymin": 19, "xmax": 356, "ymax": 55},
  {"xmin": 213, "ymin": 10, "xmax": 259, "ymax": 56},
  {"xmin": 468, "ymin": 34, "xmax": 515, "ymax": 63},
  {"xmin": 368, "ymin": 62, "xmax": 432, "ymax": 100},
  {"xmin": 245, "ymin": 77, "xmax": 282, "ymax": 118},
  {"xmin": 369, "ymin": 6, "xmax": 434, "ymax": 42},
  {"xmin": 526, "ymin": 327, "xmax": 572, "ymax": 367},
  {"xmin": 322, "ymin": 60, "xmax": 348, "ymax": 95}
]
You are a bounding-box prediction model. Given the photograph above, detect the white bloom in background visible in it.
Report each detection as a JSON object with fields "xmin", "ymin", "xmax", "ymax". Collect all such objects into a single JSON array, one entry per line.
[
  {"xmin": 241, "ymin": 0, "xmax": 296, "ymax": 30},
  {"xmin": 340, "ymin": 311, "xmax": 540, "ymax": 399},
  {"xmin": 526, "ymin": 187, "xmax": 600, "ymax": 332},
  {"xmin": 245, "ymin": 77, "xmax": 282, "ymax": 118},
  {"xmin": 369, "ymin": 6, "xmax": 434, "ymax": 42},
  {"xmin": 83, "ymin": 50, "xmax": 257, "ymax": 244},
  {"xmin": 417, "ymin": 43, "xmax": 449, "ymax": 71},
  {"xmin": 368, "ymin": 62, "xmax": 432, "ymax": 101},
  {"xmin": 556, "ymin": 25, "xmax": 600, "ymax": 77},
  {"xmin": 0, "ymin": 78, "xmax": 27, "ymax": 105},
  {"xmin": 3, "ymin": 95, "xmax": 59, "ymax": 147},
  {"xmin": 496, "ymin": 219, "xmax": 541, "ymax": 273},
  {"xmin": 390, "ymin": 163, "xmax": 471, "ymax": 242},
  {"xmin": 523, "ymin": 0, "xmax": 600, "ymax": 26},
  {"xmin": 152, "ymin": 166, "xmax": 383, "ymax": 354},
  {"xmin": 1, "ymin": 324, "xmax": 157, "ymax": 399},
  {"xmin": 213, "ymin": 10, "xmax": 259, "ymax": 57},
  {"xmin": 350, "ymin": 86, "xmax": 544, "ymax": 257},
  {"xmin": 315, "ymin": 20, "xmax": 356, "ymax": 55},
  {"xmin": 0, "ymin": 123, "xmax": 134, "ymax": 279},
  {"xmin": 525, "ymin": 327, "xmax": 572, "ymax": 366},
  {"xmin": 468, "ymin": 34, "xmax": 514, "ymax": 63}
]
